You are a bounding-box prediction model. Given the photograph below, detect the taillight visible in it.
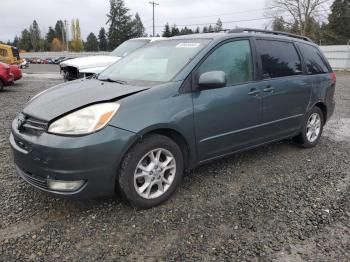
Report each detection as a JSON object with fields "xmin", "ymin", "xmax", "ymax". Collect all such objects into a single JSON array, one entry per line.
[{"xmin": 330, "ymin": 72, "xmax": 336, "ymax": 84}]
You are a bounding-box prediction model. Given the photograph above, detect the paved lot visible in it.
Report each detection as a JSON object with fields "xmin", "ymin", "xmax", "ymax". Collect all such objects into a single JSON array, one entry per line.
[{"xmin": 0, "ymin": 70, "xmax": 349, "ymax": 261}]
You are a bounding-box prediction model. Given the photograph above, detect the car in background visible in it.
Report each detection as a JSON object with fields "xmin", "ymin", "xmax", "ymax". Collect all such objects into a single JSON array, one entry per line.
[
  {"xmin": 60, "ymin": 37, "xmax": 163, "ymax": 81},
  {"xmin": 9, "ymin": 65, "xmax": 22, "ymax": 81},
  {"xmin": 0, "ymin": 44, "xmax": 23, "ymax": 65},
  {"xmin": 20, "ymin": 59, "xmax": 29, "ymax": 69},
  {"xmin": 0, "ymin": 62, "xmax": 14, "ymax": 90},
  {"xmin": 54, "ymin": 57, "xmax": 66, "ymax": 64}
]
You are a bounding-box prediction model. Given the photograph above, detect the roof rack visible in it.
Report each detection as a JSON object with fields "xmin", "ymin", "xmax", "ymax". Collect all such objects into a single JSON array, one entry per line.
[{"xmin": 228, "ymin": 28, "xmax": 312, "ymax": 42}]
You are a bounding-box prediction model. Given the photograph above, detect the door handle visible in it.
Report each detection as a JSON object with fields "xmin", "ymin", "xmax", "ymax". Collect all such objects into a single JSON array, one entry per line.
[
  {"xmin": 263, "ymin": 86, "xmax": 275, "ymax": 93},
  {"xmin": 248, "ymin": 88, "xmax": 260, "ymax": 96}
]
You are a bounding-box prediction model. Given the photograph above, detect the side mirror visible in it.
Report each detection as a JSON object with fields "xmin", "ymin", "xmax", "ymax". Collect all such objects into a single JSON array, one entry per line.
[{"xmin": 198, "ymin": 71, "xmax": 226, "ymax": 90}]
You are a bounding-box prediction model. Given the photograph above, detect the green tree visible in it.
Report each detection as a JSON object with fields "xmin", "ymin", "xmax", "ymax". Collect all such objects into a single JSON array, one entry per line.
[
  {"xmin": 85, "ymin": 32, "xmax": 99, "ymax": 51},
  {"xmin": 107, "ymin": 0, "xmax": 133, "ymax": 50},
  {"xmin": 208, "ymin": 25, "xmax": 214, "ymax": 32},
  {"xmin": 202, "ymin": 26, "xmax": 209, "ymax": 33},
  {"xmin": 215, "ymin": 18, "xmax": 223, "ymax": 32},
  {"xmin": 272, "ymin": 17, "xmax": 286, "ymax": 31},
  {"xmin": 195, "ymin": 27, "xmax": 200, "ymax": 34},
  {"xmin": 326, "ymin": 0, "xmax": 350, "ymax": 44},
  {"xmin": 70, "ymin": 19, "xmax": 84, "ymax": 51},
  {"xmin": 30, "ymin": 20, "xmax": 41, "ymax": 51},
  {"xmin": 131, "ymin": 13, "xmax": 145, "ymax": 38},
  {"xmin": 170, "ymin": 24, "xmax": 180, "ymax": 36},
  {"xmin": 98, "ymin": 27, "xmax": 108, "ymax": 51},
  {"xmin": 55, "ymin": 20, "xmax": 66, "ymax": 43},
  {"xmin": 46, "ymin": 27, "xmax": 56, "ymax": 44},
  {"xmin": 18, "ymin": 29, "xmax": 32, "ymax": 51},
  {"xmin": 162, "ymin": 23, "xmax": 171, "ymax": 37}
]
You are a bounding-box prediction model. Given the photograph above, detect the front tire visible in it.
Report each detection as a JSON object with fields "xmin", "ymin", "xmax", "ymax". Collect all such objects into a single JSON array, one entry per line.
[
  {"xmin": 118, "ymin": 134, "xmax": 184, "ymax": 209},
  {"xmin": 294, "ymin": 106, "xmax": 324, "ymax": 148}
]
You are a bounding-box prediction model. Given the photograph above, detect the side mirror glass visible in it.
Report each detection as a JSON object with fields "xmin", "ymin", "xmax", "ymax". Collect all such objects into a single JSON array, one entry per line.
[{"xmin": 198, "ymin": 71, "xmax": 226, "ymax": 90}]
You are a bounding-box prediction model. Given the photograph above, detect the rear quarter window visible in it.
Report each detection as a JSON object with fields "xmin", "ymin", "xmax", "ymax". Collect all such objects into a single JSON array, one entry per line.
[{"xmin": 297, "ymin": 43, "xmax": 330, "ymax": 74}]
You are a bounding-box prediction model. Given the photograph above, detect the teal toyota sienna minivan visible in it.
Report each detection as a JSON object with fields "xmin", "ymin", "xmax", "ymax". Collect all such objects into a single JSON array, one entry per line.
[{"xmin": 10, "ymin": 29, "xmax": 336, "ymax": 208}]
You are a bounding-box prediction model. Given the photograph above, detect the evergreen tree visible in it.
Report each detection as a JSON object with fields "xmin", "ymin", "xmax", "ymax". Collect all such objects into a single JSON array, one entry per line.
[
  {"xmin": 131, "ymin": 13, "xmax": 145, "ymax": 38},
  {"xmin": 162, "ymin": 23, "xmax": 171, "ymax": 37},
  {"xmin": 202, "ymin": 26, "xmax": 209, "ymax": 33},
  {"xmin": 327, "ymin": 0, "xmax": 350, "ymax": 44},
  {"xmin": 46, "ymin": 27, "xmax": 57, "ymax": 44},
  {"xmin": 98, "ymin": 27, "xmax": 108, "ymax": 51},
  {"xmin": 170, "ymin": 25, "xmax": 180, "ymax": 36},
  {"xmin": 215, "ymin": 19, "xmax": 223, "ymax": 32},
  {"xmin": 18, "ymin": 29, "xmax": 32, "ymax": 51},
  {"xmin": 54, "ymin": 20, "xmax": 66, "ymax": 43},
  {"xmin": 195, "ymin": 27, "xmax": 200, "ymax": 34},
  {"xmin": 272, "ymin": 17, "xmax": 286, "ymax": 31},
  {"xmin": 85, "ymin": 32, "xmax": 99, "ymax": 51},
  {"xmin": 30, "ymin": 20, "xmax": 41, "ymax": 51},
  {"xmin": 208, "ymin": 25, "xmax": 214, "ymax": 32},
  {"xmin": 107, "ymin": 0, "xmax": 133, "ymax": 50}
]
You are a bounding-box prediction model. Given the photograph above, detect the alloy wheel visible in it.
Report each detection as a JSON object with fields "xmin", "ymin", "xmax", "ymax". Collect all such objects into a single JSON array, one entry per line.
[
  {"xmin": 306, "ymin": 113, "xmax": 322, "ymax": 143},
  {"xmin": 134, "ymin": 148, "xmax": 176, "ymax": 199}
]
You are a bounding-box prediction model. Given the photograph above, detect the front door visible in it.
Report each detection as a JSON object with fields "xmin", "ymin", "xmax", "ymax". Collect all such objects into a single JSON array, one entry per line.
[{"xmin": 192, "ymin": 39, "xmax": 263, "ymax": 162}]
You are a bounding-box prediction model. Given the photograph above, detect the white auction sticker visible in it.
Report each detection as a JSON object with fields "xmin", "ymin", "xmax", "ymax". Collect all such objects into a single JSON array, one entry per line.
[{"xmin": 176, "ymin": 43, "xmax": 201, "ymax": 48}]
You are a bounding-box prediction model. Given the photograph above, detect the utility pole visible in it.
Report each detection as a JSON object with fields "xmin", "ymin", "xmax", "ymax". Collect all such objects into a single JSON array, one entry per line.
[
  {"xmin": 64, "ymin": 20, "xmax": 69, "ymax": 52},
  {"xmin": 149, "ymin": 1, "xmax": 159, "ymax": 37}
]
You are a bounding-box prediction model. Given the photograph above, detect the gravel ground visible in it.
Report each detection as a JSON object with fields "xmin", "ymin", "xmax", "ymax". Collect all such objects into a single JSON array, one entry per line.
[{"xmin": 0, "ymin": 72, "xmax": 349, "ymax": 261}]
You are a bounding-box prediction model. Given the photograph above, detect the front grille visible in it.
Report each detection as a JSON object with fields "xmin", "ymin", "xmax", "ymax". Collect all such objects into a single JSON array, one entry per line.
[
  {"xmin": 19, "ymin": 115, "xmax": 48, "ymax": 134},
  {"xmin": 21, "ymin": 171, "xmax": 48, "ymax": 190}
]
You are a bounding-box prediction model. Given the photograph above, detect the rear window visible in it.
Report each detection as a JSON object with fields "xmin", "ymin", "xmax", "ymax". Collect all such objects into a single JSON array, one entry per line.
[
  {"xmin": 257, "ymin": 40, "xmax": 302, "ymax": 79},
  {"xmin": 297, "ymin": 43, "xmax": 329, "ymax": 74}
]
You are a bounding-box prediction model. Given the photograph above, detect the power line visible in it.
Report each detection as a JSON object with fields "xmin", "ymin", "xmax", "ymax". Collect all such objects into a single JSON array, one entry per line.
[
  {"xmin": 150, "ymin": 7, "xmax": 276, "ymax": 22},
  {"xmin": 145, "ymin": 16, "xmax": 283, "ymax": 29}
]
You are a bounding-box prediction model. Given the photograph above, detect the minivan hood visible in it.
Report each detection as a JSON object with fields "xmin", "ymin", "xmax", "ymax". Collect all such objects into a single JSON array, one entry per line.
[
  {"xmin": 60, "ymin": 56, "xmax": 121, "ymax": 70},
  {"xmin": 23, "ymin": 79, "xmax": 149, "ymax": 121}
]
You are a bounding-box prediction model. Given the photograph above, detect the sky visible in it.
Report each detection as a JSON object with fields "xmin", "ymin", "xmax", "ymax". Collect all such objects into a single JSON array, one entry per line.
[{"xmin": 0, "ymin": 0, "xmax": 270, "ymax": 42}]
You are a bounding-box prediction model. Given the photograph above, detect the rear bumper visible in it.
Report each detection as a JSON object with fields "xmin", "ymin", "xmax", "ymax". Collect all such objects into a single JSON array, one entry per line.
[{"xmin": 10, "ymin": 122, "xmax": 138, "ymax": 199}]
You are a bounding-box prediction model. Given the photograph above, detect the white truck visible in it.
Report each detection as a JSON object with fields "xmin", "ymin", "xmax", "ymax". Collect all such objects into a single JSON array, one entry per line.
[{"xmin": 60, "ymin": 37, "xmax": 162, "ymax": 81}]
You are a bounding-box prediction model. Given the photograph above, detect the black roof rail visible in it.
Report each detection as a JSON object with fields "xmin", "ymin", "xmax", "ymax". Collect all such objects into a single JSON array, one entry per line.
[{"xmin": 228, "ymin": 28, "xmax": 312, "ymax": 42}]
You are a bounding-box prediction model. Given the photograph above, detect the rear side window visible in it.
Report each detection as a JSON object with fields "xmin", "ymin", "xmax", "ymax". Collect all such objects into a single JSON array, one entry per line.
[
  {"xmin": 0, "ymin": 49, "xmax": 8, "ymax": 57},
  {"xmin": 297, "ymin": 43, "xmax": 329, "ymax": 74},
  {"xmin": 197, "ymin": 40, "xmax": 253, "ymax": 86},
  {"xmin": 257, "ymin": 40, "xmax": 302, "ymax": 78}
]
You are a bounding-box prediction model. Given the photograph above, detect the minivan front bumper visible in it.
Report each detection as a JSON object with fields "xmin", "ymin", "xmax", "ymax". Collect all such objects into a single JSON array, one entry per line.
[{"xmin": 10, "ymin": 118, "xmax": 137, "ymax": 199}]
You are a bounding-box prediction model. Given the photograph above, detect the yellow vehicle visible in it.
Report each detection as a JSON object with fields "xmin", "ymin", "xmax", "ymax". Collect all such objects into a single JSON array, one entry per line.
[{"xmin": 0, "ymin": 44, "xmax": 23, "ymax": 65}]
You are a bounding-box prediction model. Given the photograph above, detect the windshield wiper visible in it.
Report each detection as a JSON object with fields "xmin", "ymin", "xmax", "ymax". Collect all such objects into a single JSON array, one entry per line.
[{"xmin": 98, "ymin": 77, "xmax": 127, "ymax": 85}]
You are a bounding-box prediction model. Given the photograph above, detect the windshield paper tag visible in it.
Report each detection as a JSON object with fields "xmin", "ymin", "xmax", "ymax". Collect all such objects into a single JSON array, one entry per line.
[{"xmin": 176, "ymin": 43, "xmax": 201, "ymax": 48}]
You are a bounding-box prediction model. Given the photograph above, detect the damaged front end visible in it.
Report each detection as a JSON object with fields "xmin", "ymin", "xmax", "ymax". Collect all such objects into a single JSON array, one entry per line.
[{"xmin": 60, "ymin": 66, "xmax": 82, "ymax": 81}]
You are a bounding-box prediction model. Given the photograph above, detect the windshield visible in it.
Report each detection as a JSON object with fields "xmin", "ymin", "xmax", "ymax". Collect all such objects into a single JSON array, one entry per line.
[
  {"xmin": 110, "ymin": 39, "xmax": 150, "ymax": 58},
  {"xmin": 100, "ymin": 39, "xmax": 211, "ymax": 83}
]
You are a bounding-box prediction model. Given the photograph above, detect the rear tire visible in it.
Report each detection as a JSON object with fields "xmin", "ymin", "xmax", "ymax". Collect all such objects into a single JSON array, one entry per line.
[
  {"xmin": 294, "ymin": 106, "xmax": 324, "ymax": 148},
  {"xmin": 0, "ymin": 80, "xmax": 4, "ymax": 91},
  {"xmin": 117, "ymin": 134, "xmax": 184, "ymax": 209}
]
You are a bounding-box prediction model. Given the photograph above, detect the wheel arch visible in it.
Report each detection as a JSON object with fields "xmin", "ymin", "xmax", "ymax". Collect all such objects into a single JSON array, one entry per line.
[
  {"xmin": 138, "ymin": 127, "xmax": 194, "ymax": 170},
  {"xmin": 313, "ymin": 101, "xmax": 328, "ymax": 124}
]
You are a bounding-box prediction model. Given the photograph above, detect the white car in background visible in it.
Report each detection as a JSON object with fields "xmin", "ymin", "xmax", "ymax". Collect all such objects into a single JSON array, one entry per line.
[{"xmin": 60, "ymin": 37, "xmax": 163, "ymax": 81}]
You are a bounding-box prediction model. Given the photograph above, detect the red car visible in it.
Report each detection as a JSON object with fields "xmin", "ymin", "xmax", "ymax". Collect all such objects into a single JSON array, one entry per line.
[
  {"xmin": 0, "ymin": 62, "xmax": 14, "ymax": 90},
  {"xmin": 9, "ymin": 65, "xmax": 22, "ymax": 81}
]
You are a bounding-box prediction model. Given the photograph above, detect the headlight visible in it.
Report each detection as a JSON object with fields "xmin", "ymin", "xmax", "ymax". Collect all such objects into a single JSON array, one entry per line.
[{"xmin": 48, "ymin": 103, "xmax": 120, "ymax": 135}]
